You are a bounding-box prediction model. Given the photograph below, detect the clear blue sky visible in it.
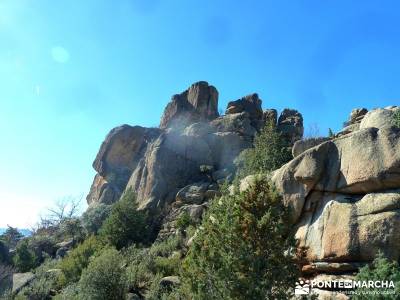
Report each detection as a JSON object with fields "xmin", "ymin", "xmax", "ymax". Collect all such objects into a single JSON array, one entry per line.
[{"xmin": 1, "ymin": 0, "xmax": 399, "ymax": 228}]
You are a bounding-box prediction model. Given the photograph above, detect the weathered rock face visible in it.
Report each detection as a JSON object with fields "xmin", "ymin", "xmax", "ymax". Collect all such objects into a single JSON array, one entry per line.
[
  {"xmin": 277, "ymin": 108, "xmax": 304, "ymax": 144},
  {"xmin": 87, "ymin": 125, "xmax": 161, "ymax": 205},
  {"xmin": 292, "ymin": 137, "xmax": 330, "ymax": 158},
  {"xmin": 226, "ymin": 93, "xmax": 263, "ymax": 122},
  {"xmin": 272, "ymin": 113, "xmax": 400, "ymax": 275},
  {"xmin": 159, "ymin": 81, "xmax": 218, "ymax": 129}
]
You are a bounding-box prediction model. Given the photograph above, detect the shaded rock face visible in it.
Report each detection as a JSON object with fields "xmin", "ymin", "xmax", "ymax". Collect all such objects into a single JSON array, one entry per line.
[
  {"xmin": 277, "ymin": 108, "xmax": 303, "ymax": 144},
  {"xmin": 272, "ymin": 117, "xmax": 400, "ymax": 275},
  {"xmin": 159, "ymin": 81, "xmax": 219, "ymax": 129},
  {"xmin": 87, "ymin": 125, "xmax": 161, "ymax": 205}
]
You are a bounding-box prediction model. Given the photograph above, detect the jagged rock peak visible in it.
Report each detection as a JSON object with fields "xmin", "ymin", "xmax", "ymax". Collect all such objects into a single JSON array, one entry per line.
[
  {"xmin": 159, "ymin": 81, "xmax": 219, "ymax": 129},
  {"xmin": 225, "ymin": 93, "xmax": 263, "ymax": 120}
]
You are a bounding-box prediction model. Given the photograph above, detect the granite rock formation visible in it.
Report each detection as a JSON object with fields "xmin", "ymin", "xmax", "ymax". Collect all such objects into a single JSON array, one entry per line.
[
  {"xmin": 86, "ymin": 81, "xmax": 303, "ymax": 236},
  {"xmin": 271, "ymin": 106, "xmax": 400, "ymax": 278}
]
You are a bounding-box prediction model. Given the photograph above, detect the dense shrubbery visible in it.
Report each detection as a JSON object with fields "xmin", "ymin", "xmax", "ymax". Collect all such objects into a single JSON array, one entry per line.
[
  {"xmin": 57, "ymin": 235, "xmax": 103, "ymax": 286},
  {"xmin": 181, "ymin": 177, "xmax": 298, "ymax": 299},
  {"xmin": 124, "ymin": 235, "xmax": 183, "ymax": 296},
  {"xmin": 13, "ymin": 240, "xmax": 39, "ymax": 272},
  {"xmin": 100, "ymin": 188, "xmax": 149, "ymax": 249},
  {"xmin": 235, "ymin": 122, "xmax": 291, "ymax": 178},
  {"xmin": 354, "ymin": 252, "xmax": 400, "ymax": 299},
  {"xmin": 78, "ymin": 248, "xmax": 127, "ymax": 300},
  {"xmin": 81, "ymin": 203, "xmax": 112, "ymax": 235}
]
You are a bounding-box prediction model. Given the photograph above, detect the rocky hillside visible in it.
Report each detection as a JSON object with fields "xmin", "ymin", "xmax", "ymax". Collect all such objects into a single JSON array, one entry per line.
[
  {"xmin": 86, "ymin": 83, "xmax": 400, "ymax": 256},
  {"xmin": 84, "ymin": 81, "xmax": 400, "ymax": 298}
]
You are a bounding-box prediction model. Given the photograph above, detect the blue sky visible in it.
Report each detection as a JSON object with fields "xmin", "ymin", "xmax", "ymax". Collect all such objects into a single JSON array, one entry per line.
[{"xmin": 1, "ymin": 0, "xmax": 399, "ymax": 227}]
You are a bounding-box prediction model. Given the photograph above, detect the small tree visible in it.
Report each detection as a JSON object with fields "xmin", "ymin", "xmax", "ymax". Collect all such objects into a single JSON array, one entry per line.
[
  {"xmin": 235, "ymin": 122, "xmax": 291, "ymax": 179},
  {"xmin": 0, "ymin": 226, "xmax": 23, "ymax": 249},
  {"xmin": 181, "ymin": 177, "xmax": 298, "ymax": 299},
  {"xmin": 81, "ymin": 203, "xmax": 112, "ymax": 235},
  {"xmin": 354, "ymin": 252, "xmax": 400, "ymax": 299},
  {"xmin": 100, "ymin": 188, "xmax": 149, "ymax": 250},
  {"xmin": 13, "ymin": 240, "xmax": 38, "ymax": 272},
  {"xmin": 78, "ymin": 248, "xmax": 127, "ymax": 300}
]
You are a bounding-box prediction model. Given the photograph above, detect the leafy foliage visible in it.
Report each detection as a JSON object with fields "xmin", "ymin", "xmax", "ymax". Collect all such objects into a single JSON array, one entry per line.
[
  {"xmin": 81, "ymin": 203, "xmax": 112, "ymax": 235},
  {"xmin": 181, "ymin": 177, "xmax": 298, "ymax": 300},
  {"xmin": 176, "ymin": 212, "xmax": 193, "ymax": 231},
  {"xmin": 100, "ymin": 188, "xmax": 149, "ymax": 249},
  {"xmin": 57, "ymin": 235, "xmax": 103, "ymax": 286},
  {"xmin": 235, "ymin": 122, "xmax": 291, "ymax": 178},
  {"xmin": 354, "ymin": 252, "xmax": 400, "ymax": 299},
  {"xmin": 392, "ymin": 110, "xmax": 400, "ymax": 128},
  {"xmin": 13, "ymin": 240, "xmax": 38, "ymax": 272},
  {"xmin": 78, "ymin": 248, "xmax": 127, "ymax": 300}
]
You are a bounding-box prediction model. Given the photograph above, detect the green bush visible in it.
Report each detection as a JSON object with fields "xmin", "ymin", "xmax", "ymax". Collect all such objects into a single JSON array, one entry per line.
[
  {"xmin": 354, "ymin": 252, "xmax": 400, "ymax": 299},
  {"xmin": 58, "ymin": 235, "xmax": 103, "ymax": 286},
  {"xmin": 18, "ymin": 270, "xmax": 60, "ymax": 300},
  {"xmin": 124, "ymin": 236, "xmax": 182, "ymax": 293},
  {"xmin": 100, "ymin": 188, "xmax": 149, "ymax": 249},
  {"xmin": 181, "ymin": 177, "xmax": 298, "ymax": 300},
  {"xmin": 78, "ymin": 248, "xmax": 127, "ymax": 300},
  {"xmin": 176, "ymin": 212, "xmax": 193, "ymax": 231},
  {"xmin": 235, "ymin": 122, "xmax": 292, "ymax": 178},
  {"xmin": 58, "ymin": 218, "xmax": 85, "ymax": 243},
  {"xmin": 54, "ymin": 283, "xmax": 81, "ymax": 300},
  {"xmin": 392, "ymin": 110, "xmax": 400, "ymax": 128},
  {"xmin": 81, "ymin": 203, "xmax": 112, "ymax": 235},
  {"xmin": 13, "ymin": 240, "xmax": 38, "ymax": 272}
]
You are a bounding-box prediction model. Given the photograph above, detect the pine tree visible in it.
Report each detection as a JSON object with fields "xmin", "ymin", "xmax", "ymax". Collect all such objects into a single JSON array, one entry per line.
[{"xmin": 181, "ymin": 177, "xmax": 299, "ymax": 300}]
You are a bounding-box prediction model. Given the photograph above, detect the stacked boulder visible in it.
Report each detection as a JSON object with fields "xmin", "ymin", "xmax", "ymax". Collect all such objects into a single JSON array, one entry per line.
[
  {"xmin": 86, "ymin": 81, "xmax": 303, "ymax": 239},
  {"xmin": 272, "ymin": 106, "xmax": 400, "ymax": 296}
]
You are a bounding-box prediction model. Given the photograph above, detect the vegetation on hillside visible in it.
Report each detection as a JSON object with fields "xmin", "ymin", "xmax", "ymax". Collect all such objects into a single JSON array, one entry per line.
[
  {"xmin": 0, "ymin": 121, "xmax": 300, "ymax": 299},
  {"xmin": 181, "ymin": 178, "xmax": 298, "ymax": 299},
  {"xmin": 354, "ymin": 252, "xmax": 400, "ymax": 299}
]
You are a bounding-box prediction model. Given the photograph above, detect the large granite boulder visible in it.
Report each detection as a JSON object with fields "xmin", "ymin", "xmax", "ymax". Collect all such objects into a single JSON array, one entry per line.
[
  {"xmin": 225, "ymin": 93, "xmax": 263, "ymax": 125},
  {"xmin": 159, "ymin": 81, "xmax": 218, "ymax": 129},
  {"xmin": 271, "ymin": 118, "xmax": 400, "ymax": 274},
  {"xmin": 272, "ymin": 126, "xmax": 400, "ymax": 223},
  {"xmin": 360, "ymin": 106, "xmax": 399, "ymax": 130},
  {"xmin": 87, "ymin": 125, "xmax": 161, "ymax": 205}
]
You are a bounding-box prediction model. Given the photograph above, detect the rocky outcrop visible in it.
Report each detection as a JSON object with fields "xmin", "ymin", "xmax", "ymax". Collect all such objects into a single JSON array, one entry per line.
[
  {"xmin": 292, "ymin": 137, "xmax": 330, "ymax": 157},
  {"xmin": 159, "ymin": 81, "xmax": 218, "ymax": 129},
  {"xmin": 271, "ymin": 111, "xmax": 400, "ymax": 277},
  {"xmin": 87, "ymin": 125, "xmax": 161, "ymax": 205},
  {"xmin": 277, "ymin": 108, "xmax": 303, "ymax": 144},
  {"xmin": 86, "ymin": 81, "xmax": 303, "ymax": 240}
]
